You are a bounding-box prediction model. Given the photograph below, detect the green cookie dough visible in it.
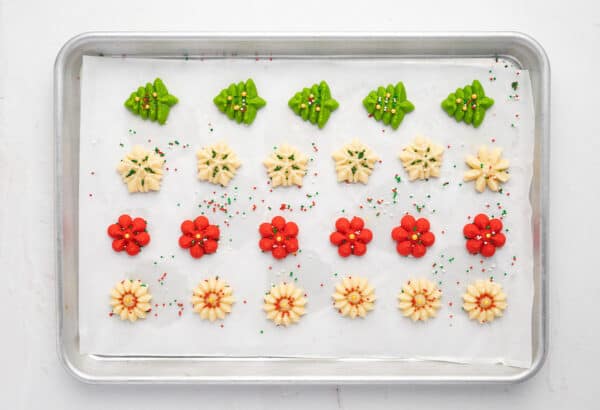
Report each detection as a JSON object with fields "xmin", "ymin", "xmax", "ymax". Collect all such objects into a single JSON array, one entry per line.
[
  {"xmin": 124, "ymin": 78, "xmax": 178, "ymax": 125},
  {"xmin": 363, "ymin": 82, "xmax": 414, "ymax": 130},
  {"xmin": 213, "ymin": 79, "xmax": 266, "ymax": 125},
  {"xmin": 288, "ymin": 81, "xmax": 339, "ymax": 129},
  {"xmin": 441, "ymin": 80, "xmax": 494, "ymax": 128}
]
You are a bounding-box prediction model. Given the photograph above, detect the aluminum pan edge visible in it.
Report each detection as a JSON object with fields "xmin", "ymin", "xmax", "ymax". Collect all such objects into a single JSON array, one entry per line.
[{"xmin": 54, "ymin": 31, "xmax": 549, "ymax": 384}]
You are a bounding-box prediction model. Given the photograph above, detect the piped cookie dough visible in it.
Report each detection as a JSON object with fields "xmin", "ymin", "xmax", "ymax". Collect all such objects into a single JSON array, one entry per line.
[
  {"xmin": 462, "ymin": 280, "xmax": 507, "ymax": 323},
  {"xmin": 117, "ymin": 145, "xmax": 165, "ymax": 193},
  {"xmin": 399, "ymin": 136, "xmax": 444, "ymax": 181},
  {"xmin": 263, "ymin": 144, "xmax": 309, "ymax": 188},
  {"xmin": 110, "ymin": 279, "xmax": 152, "ymax": 322},
  {"xmin": 332, "ymin": 276, "xmax": 375, "ymax": 319},
  {"xmin": 288, "ymin": 81, "xmax": 339, "ymax": 128},
  {"xmin": 332, "ymin": 139, "xmax": 379, "ymax": 184},
  {"xmin": 464, "ymin": 146, "xmax": 510, "ymax": 193},
  {"xmin": 213, "ymin": 79, "xmax": 266, "ymax": 125},
  {"xmin": 441, "ymin": 80, "xmax": 494, "ymax": 127},
  {"xmin": 124, "ymin": 78, "xmax": 178, "ymax": 125},
  {"xmin": 178, "ymin": 216, "xmax": 221, "ymax": 259},
  {"xmin": 463, "ymin": 213, "xmax": 506, "ymax": 258},
  {"xmin": 192, "ymin": 277, "xmax": 235, "ymax": 321},
  {"xmin": 263, "ymin": 282, "xmax": 306, "ymax": 327},
  {"xmin": 258, "ymin": 216, "xmax": 299, "ymax": 260},
  {"xmin": 397, "ymin": 279, "xmax": 442, "ymax": 322},
  {"xmin": 196, "ymin": 141, "xmax": 241, "ymax": 187},
  {"xmin": 363, "ymin": 82, "xmax": 414, "ymax": 129},
  {"xmin": 107, "ymin": 214, "xmax": 150, "ymax": 256},
  {"xmin": 330, "ymin": 216, "xmax": 373, "ymax": 257}
]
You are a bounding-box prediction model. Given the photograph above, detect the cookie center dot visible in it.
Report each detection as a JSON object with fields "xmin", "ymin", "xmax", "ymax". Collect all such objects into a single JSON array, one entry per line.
[
  {"xmin": 348, "ymin": 291, "xmax": 361, "ymax": 304},
  {"xmin": 348, "ymin": 233, "xmax": 356, "ymax": 240},
  {"xmin": 479, "ymin": 296, "xmax": 493, "ymax": 309},
  {"xmin": 414, "ymin": 294, "xmax": 426, "ymax": 307},
  {"xmin": 276, "ymin": 236, "xmax": 283, "ymax": 242},
  {"xmin": 122, "ymin": 294, "xmax": 136, "ymax": 309},
  {"xmin": 411, "ymin": 234, "xmax": 419, "ymax": 241},
  {"xmin": 195, "ymin": 233, "xmax": 202, "ymax": 240},
  {"xmin": 278, "ymin": 298, "xmax": 291, "ymax": 312},
  {"xmin": 124, "ymin": 233, "xmax": 130, "ymax": 239},
  {"xmin": 206, "ymin": 292, "xmax": 218, "ymax": 306}
]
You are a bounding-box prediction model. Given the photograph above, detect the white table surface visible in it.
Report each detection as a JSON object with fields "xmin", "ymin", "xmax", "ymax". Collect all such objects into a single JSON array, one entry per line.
[{"xmin": 1, "ymin": 0, "xmax": 598, "ymax": 408}]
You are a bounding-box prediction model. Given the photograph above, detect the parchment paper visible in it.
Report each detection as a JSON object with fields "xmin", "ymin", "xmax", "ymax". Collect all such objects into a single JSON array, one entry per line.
[{"xmin": 79, "ymin": 55, "xmax": 534, "ymax": 367}]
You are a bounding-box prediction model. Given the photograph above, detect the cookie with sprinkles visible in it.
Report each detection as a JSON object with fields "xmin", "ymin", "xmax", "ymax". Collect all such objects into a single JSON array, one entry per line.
[
  {"xmin": 110, "ymin": 279, "xmax": 152, "ymax": 322},
  {"xmin": 192, "ymin": 277, "xmax": 234, "ymax": 321},
  {"xmin": 462, "ymin": 279, "xmax": 507, "ymax": 323},
  {"xmin": 117, "ymin": 145, "xmax": 165, "ymax": 193},
  {"xmin": 124, "ymin": 78, "xmax": 178, "ymax": 125},
  {"xmin": 213, "ymin": 78, "xmax": 266, "ymax": 125},
  {"xmin": 263, "ymin": 282, "xmax": 306, "ymax": 326},
  {"xmin": 441, "ymin": 80, "xmax": 494, "ymax": 127},
  {"xmin": 107, "ymin": 214, "xmax": 150, "ymax": 256},
  {"xmin": 263, "ymin": 144, "xmax": 309, "ymax": 188},
  {"xmin": 332, "ymin": 276, "xmax": 376, "ymax": 319},
  {"xmin": 363, "ymin": 82, "xmax": 414, "ymax": 129},
  {"xmin": 288, "ymin": 81, "xmax": 339, "ymax": 128},
  {"xmin": 179, "ymin": 216, "xmax": 220, "ymax": 259}
]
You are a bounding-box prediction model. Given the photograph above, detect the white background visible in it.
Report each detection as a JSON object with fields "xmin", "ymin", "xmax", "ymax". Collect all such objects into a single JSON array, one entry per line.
[{"xmin": 0, "ymin": 0, "xmax": 598, "ymax": 408}]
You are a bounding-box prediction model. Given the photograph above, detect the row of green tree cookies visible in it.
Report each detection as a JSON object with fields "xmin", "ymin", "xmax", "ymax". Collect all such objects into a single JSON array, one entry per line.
[{"xmin": 124, "ymin": 78, "xmax": 494, "ymax": 129}]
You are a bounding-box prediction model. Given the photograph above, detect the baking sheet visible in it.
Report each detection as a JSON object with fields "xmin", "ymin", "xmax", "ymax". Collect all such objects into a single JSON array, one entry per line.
[{"xmin": 78, "ymin": 55, "xmax": 534, "ymax": 368}]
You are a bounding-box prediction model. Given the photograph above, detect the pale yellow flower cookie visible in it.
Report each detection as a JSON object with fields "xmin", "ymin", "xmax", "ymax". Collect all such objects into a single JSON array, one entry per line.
[
  {"xmin": 192, "ymin": 277, "xmax": 235, "ymax": 321},
  {"xmin": 332, "ymin": 276, "xmax": 376, "ymax": 319},
  {"xmin": 399, "ymin": 136, "xmax": 444, "ymax": 180},
  {"xmin": 196, "ymin": 141, "xmax": 241, "ymax": 187},
  {"xmin": 462, "ymin": 280, "xmax": 507, "ymax": 323},
  {"xmin": 263, "ymin": 144, "xmax": 309, "ymax": 187},
  {"xmin": 110, "ymin": 279, "xmax": 152, "ymax": 322},
  {"xmin": 332, "ymin": 139, "xmax": 379, "ymax": 184},
  {"xmin": 263, "ymin": 282, "xmax": 306, "ymax": 326},
  {"xmin": 397, "ymin": 278, "xmax": 442, "ymax": 321},
  {"xmin": 117, "ymin": 145, "xmax": 165, "ymax": 193},
  {"xmin": 464, "ymin": 146, "xmax": 510, "ymax": 192}
]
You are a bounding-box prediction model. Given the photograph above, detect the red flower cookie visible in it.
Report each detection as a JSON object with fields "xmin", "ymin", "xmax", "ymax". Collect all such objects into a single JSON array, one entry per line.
[
  {"xmin": 179, "ymin": 216, "xmax": 220, "ymax": 259},
  {"xmin": 391, "ymin": 214, "xmax": 435, "ymax": 258},
  {"xmin": 107, "ymin": 214, "xmax": 150, "ymax": 256},
  {"xmin": 258, "ymin": 216, "xmax": 299, "ymax": 260},
  {"xmin": 330, "ymin": 216, "xmax": 373, "ymax": 257},
  {"xmin": 463, "ymin": 213, "xmax": 506, "ymax": 257}
]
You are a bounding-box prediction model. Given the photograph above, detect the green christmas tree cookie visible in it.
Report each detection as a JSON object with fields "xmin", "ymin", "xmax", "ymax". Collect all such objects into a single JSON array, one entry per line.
[
  {"xmin": 288, "ymin": 81, "xmax": 339, "ymax": 129},
  {"xmin": 363, "ymin": 82, "xmax": 414, "ymax": 129},
  {"xmin": 213, "ymin": 79, "xmax": 266, "ymax": 125},
  {"xmin": 441, "ymin": 80, "xmax": 494, "ymax": 128},
  {"xmin": 124, "ymin": 78, "xmax": 178, "ymax": 125}
]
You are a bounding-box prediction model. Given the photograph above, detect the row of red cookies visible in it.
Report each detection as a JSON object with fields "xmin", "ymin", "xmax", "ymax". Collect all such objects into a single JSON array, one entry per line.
[{"xmin": 108, "ymin": 213, "xmax": 506, "ymax": 259}]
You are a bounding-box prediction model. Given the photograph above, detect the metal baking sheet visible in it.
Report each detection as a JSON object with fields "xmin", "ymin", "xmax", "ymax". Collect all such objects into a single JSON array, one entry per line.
[{"xmin": 54, "ymin": 32, "xmax": 549, "ymax": 383}]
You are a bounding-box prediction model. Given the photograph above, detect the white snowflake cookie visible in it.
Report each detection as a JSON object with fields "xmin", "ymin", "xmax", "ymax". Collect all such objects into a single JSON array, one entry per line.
[
  {"xmin": 462, "ymin": 280, "xmax": 507, "ymax": 323},
  {"xmin": 263, "ymin": 144, "xmax": 309, "ymax": 187},
  {"xmin": 196, "ymin": 141, "xmax": 241, "ymax": 187},
  {"xmin": 332, "ymin": 139, "xmax": 379, "ymax": 184},
  {"xmin": 464, "ymin": 146, "xmax": 510, "ymax": 192},
  {"xmin": 117, "ymin": 145, "xmax": 165, "ymax": 193},
  {"xmin": 399, "ymin": 136, "xmax": 444, "ymax": 180}
]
